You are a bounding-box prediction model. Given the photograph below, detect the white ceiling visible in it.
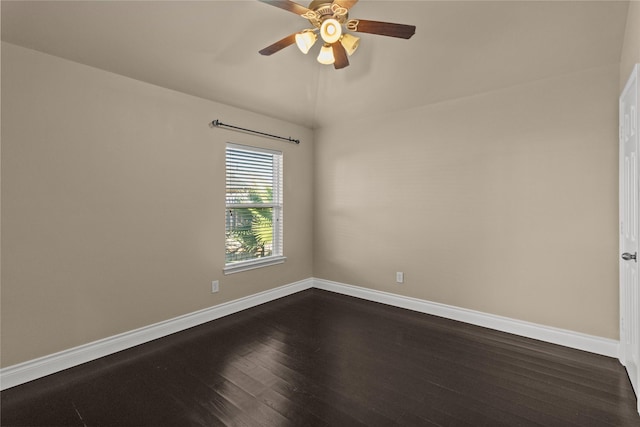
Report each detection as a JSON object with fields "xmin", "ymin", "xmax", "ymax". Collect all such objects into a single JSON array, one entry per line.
[{"xmin": 1, "ymin": 0, "xmax": 630, "ymax": 129}]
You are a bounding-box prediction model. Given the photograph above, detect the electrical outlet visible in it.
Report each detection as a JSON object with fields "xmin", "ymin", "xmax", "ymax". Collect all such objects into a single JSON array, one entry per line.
[
  {"xmin": 211, "ymin": 280, "xmax": 219, "ymax": 293},
  {"xmin": 396, "ymin": 272, "xmax": 404, "ymax": 283}
]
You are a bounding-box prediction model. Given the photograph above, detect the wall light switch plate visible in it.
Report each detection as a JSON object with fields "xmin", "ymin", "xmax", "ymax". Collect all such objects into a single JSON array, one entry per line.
[
  {"xmin": 396, "ymin": 272, "xmax": 404, "ymax": 283},
  {"xmin": 211, "ymin": 280, "xmax": 219, "ymax": 293}
]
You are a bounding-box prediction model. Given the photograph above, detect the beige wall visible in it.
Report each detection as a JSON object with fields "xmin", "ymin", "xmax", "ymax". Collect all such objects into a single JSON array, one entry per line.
[
  {"xmin": 621, "ymin": 0, "xmax": 640, "ymax": 89},
  {"xmin": 314, "ymin": 64, "xmax": 620, "ymax": 339},
  {"xmin": 1, "ymin": 42, "xmax": 314, "ymax": 367}
]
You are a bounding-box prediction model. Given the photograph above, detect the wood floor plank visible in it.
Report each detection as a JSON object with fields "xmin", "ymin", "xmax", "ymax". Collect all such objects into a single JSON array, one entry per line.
[{"xmin": 2, "ymin": 288, "xmax": 639, "ymax": 426}]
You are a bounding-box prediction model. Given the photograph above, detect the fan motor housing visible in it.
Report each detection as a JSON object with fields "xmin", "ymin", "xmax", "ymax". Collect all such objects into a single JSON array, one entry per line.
[
  {"xmin": 308, "ymin": 1, "xmax": 333, "ymax": 13},
  {"xmin": 307, "ymin": 1, "xmax": 348, "ymax": 27}
]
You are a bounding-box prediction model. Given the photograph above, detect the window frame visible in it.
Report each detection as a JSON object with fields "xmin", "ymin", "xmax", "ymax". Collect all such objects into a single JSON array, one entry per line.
[{"xmin": 223, "ymin": 143, "xmax": 285, "ymax": 275}]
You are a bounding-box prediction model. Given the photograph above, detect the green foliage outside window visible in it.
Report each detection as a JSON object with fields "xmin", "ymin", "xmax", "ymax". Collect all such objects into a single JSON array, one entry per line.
[{"xmin": 225, "ymin": 189, "xmax": 274, "ymax": 263}]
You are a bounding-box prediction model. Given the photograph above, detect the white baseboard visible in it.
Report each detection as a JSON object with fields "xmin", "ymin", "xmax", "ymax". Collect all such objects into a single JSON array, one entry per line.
[
  {"xmin": 313, "ymin": 278, "xmax": 619, "ymax": 359},
  {"xmin": 1, "ymin": 276, "xmax": 619, "ymax": 390},
  {"xmin": 0, "ymin": 278, "xmax": 314, "ymax": 391}
]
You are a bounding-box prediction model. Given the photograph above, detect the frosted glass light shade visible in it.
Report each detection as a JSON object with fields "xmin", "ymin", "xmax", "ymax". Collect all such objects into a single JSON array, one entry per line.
[
  {"xmin": 317, "ymin": 44, "xmax": 335, "ymax": 65},
  {"xmin": 340, "ymin": 33, "xmax": 360, "ymax": 56},
  {"xmin": 295, "ymin": 30, "xmax": 317, "ymax": 54},
  {"xmin": 320, "ymin": 18, "xmax": 342, "ymax": 44}
]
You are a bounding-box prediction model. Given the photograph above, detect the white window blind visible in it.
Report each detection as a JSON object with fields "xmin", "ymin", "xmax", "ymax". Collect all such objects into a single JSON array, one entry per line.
[{"xmin": 224, "ymin": 143, "xmax": 284, "ymax": 273}]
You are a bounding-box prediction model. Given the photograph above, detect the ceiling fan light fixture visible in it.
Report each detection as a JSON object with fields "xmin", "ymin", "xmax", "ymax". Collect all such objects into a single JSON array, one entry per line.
[
  {"xmin": 295, "ymin": 30, "xmax": 317, "ymax": 54},
  {"xmin": 258, "ymin": 0, "xmax": 417, "ymax": 70},
  {"xmin": 317, "ymin": 44, "xmax": 335, "ymax": 65},
  {"xmin": 320, "ymin": 18, "xmax": 342, "ymax": 44},
  {"xmin": 340, "ymin": 33, "xmax": 360, "ymax": 56}
]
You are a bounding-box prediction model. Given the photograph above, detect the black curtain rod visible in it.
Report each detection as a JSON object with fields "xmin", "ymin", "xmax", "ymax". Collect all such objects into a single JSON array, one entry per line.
[{"xmin": 209, "ymin": 119, "xmax": 300, "ymax": 145}]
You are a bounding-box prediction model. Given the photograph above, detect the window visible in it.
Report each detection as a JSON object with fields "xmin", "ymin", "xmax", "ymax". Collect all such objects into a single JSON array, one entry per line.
[{"xmin": 224, "ymin": 143, "xmax": 284, "ymax": 274}]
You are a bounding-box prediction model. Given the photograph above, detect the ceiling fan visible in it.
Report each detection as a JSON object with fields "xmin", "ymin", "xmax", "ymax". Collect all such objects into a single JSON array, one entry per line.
[{"xmin": 258, "ymin": 0, "xmax": 416, "ymax": 69}]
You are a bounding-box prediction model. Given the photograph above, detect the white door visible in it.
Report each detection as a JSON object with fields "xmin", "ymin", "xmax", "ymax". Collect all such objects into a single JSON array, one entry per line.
[{"xmin": 620, "ymin": 64, "xmax": 640, "ymax": 409}]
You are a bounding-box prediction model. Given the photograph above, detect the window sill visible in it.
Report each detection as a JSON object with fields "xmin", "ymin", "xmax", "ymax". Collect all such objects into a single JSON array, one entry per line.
[{"xmin": 224, "ymin": 256, "xmax": 287, "ymax": 275}]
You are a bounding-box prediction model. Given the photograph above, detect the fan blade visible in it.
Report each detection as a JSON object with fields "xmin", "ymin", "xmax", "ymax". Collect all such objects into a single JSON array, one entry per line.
[
  {"xmin": 258, "ymin": 0, "xmax": 313, "ymax": 17},
  {"xmin": 333, "ymin": 0, "xmax": 358, "ymax": 10},
  {"xmin": 348, "ymin": 19, "xmax": 416, "ymax": 39},
  {"xmin": 259, "ymin": 33, "xmax": 297, "ymax": 55},
  {"xmin": 332, "ymin": 42, "xmax": 349, "ymax": 69}
]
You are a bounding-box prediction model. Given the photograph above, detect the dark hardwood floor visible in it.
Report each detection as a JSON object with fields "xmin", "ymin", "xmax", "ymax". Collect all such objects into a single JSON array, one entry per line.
[{"xmin": 2, "ymin": 288, "xmax": 639, "ymax": 426}]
